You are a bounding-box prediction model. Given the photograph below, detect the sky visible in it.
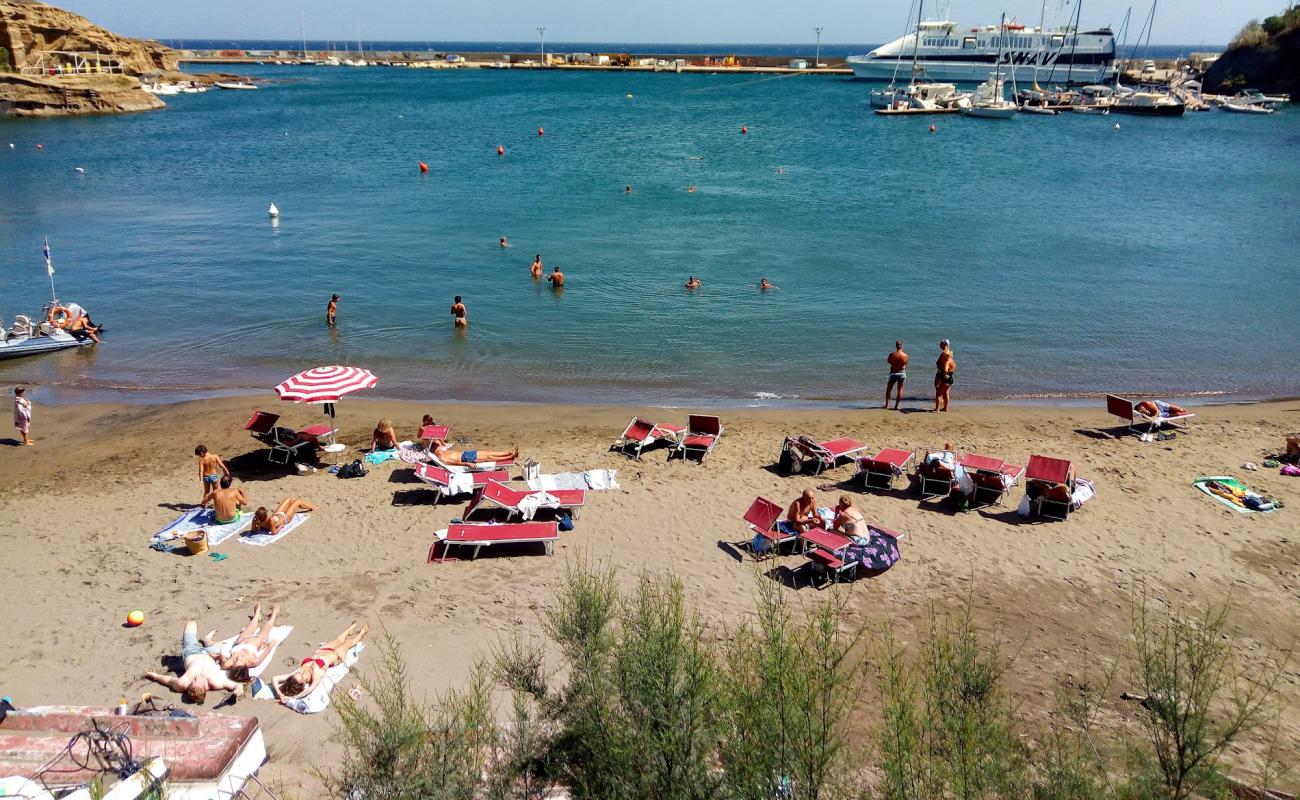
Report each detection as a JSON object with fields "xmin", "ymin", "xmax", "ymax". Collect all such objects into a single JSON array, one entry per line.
[{"xmin": 58, "ymin": 0, "xmax": 1280, "ymax": 45}]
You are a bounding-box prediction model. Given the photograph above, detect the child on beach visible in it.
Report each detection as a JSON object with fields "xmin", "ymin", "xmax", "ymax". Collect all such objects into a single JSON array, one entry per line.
[
  {"xmin": 195, "ymin": 444, "xmax": 231, "ymax": 502},
  {"xmin": 13, "ymin": 387, "xmax": 32, "ymax": 446}
]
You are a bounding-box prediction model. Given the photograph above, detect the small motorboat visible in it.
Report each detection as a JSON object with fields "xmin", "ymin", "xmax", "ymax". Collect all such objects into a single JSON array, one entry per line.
[
  {"xmin": 214, "ymin": 81, "xmax": 258, "ymax": 90},
  {"xmin": 1019, "ymin": 104, "xmax": 1059, "ymax": 115},
  {"xmin": 1221, "ymin": 102, "xmax": 1275, "ymax": 114},
  {"xmin": 0, "ymin": 313, "xmax": 94, "ymax": 361}
]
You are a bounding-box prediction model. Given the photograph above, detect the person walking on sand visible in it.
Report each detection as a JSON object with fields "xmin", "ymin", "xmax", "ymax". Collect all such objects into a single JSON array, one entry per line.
[
  {"xmin": 451, "ymin": 296, "xmax": 468, "ymax": 328},
  {"xmin": 884, "ymin": 340, "xmax": 909, "ymax": 410},
  {"xmin": 530, "ymin": 254, "xmax": 543, "ymax": 279},
  {"xmin": 933, "ymin": 339, "xmax": 956, "ymax": 412},
  {"xmin": 547, "ymin": 266, "xmax": 565, "ymax": 288},
  {"xmin": 13, "ymin": 387, "xmax": 33, "ymax": 446},
  {"xmin": 326, "ymin": 294, "xmax": 339, "ymax": 326},
  {"xmin": 195, "ymin": 444, "xmax": 231, "ymax": 501}
]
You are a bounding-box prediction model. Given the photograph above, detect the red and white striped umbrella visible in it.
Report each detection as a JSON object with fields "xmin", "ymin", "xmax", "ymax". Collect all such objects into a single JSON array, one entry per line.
[{"xmin": 274, "ymin": 365, "xmax": 378, "ymax": 403}]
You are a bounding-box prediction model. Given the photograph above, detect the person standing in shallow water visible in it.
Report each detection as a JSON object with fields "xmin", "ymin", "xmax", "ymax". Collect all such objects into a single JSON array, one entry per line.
[
  {"xmin": 451, "ymin": 296, "xmax": 468, "ymax": 328},
  {"xmin": 530, "ymin": 254, "xmax": 543, "ymax": 279},
  {"xmin": 326, "ymin": 294, "xmax": 339, "ymax": 326},
  {"xmin": 933, "ymin": 339, "xmax": 955, "ymax": 412},
  {"xmin": 884, "ymin": 339, "xmax": 908, "ymax": 410}
]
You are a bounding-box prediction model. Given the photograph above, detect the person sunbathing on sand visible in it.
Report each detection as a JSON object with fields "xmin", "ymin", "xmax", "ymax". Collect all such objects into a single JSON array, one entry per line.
[
  {"xmin": 204, "ymin": 603, "xmax": 281, "ymax": 674},
  {"xmin": 144, "ymin": 621, "xmax": 246, "ymax": 705},
  {"xmin": 833, "ymin": 495, "xmax": 864, "ymax": 537},
  {"xmin": 271, "ymin": 622, "xmax": 370, "ymax": 703},
  {"xmin": 1136, "ymin": 400, "xmax": 1188, "ymax": 419},
  {"xmin": 202, "ymin": 476, "xmax": 247, "ymax": 525},
  {"xmin": 370, "ymin": 418, "xmax": 398, "ymax": 451},
  {"xmin": 786, "ymin": 488, "xmax": 820, "ymax": 532},
  {"xmin": 250, "ymin": 497, "xmax": 315, "ymax": 535},
  {"xmin": 432, "ymin": 439, "xmax": 518, "ymax": 466}
]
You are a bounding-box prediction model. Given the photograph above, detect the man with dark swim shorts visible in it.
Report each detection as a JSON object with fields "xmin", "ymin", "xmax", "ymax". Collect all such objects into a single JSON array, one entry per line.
[
  {"xmin": 884, "ymin": 339, "xmax": 909, "ymax": 410},
  {"xmin": 933, "ymin": 339, "xmax": 955, "ymax": 412}
]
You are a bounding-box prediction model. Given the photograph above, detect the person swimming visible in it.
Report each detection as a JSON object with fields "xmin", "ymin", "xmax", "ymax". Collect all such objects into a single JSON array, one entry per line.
[
  {"xmin": 685, "ymin": 276, "xmax": 701, "ymax": 289},
  {"xmin": 759, "ymin": 278, "xmax": 775, "ymax": 291},
  {"xmin": 499, "ymin": 236, "xmax": 510, "ymax": 248}
]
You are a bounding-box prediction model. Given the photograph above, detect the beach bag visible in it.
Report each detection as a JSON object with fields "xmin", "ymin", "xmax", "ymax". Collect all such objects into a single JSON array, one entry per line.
[
  {"xmin": 337, "ymin": 459, "xmax": 367, "ymax": 479},
  {"xmin": 558, "ymin": 512, "xmax": 575, "ymax": 532},
  {"xmin": 522, "ymin": 458, "xmax": 541, "ymax": 482},
  {"xmin": 1282, "ymin": 464, "xmax": 1300, "ymax": 477}
]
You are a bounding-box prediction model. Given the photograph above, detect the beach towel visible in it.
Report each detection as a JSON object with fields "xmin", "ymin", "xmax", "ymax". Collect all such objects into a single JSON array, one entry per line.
[
  {"xmin": 151, "ymin": 507, "xmax": 252, "ymax": 549},
  {"xmin": 1193, "ymin": 476, "xmax": 1280, "ymax": 514},
  {"xmin": 846, "ymin": 527, "xmax": 902, "ymax": 572},
  {"xmin": 217, "ymin": 625, "xmax": 293, "ymax": 678},
  {"xmin": 238, "ymin": 513, "xmax": 311, "ymax": 547},
  {"xmin": 446, "ymin": 471, "xmax": 476, "ymax": 497},
  {"xmin": 364, "ymin": 448, "xmax": 400, "ymax": 465},
  {"xmin": 526, "ymin": 469, "xmax": 620, "ymax": 491},
  {"xmin": 283, "ymin": 642, "xmax": 364, "ymax": 714},
  {"xmin": 517, "ymin": 490, "xmax": 561, "ymax": 521},
  {"xmin": 1071, "ymin": 477, "xmax": 1097, "ymax": 509},
  {"xmin": 398, "ymin": 441, "xmax": 427, "ymax": 464}
]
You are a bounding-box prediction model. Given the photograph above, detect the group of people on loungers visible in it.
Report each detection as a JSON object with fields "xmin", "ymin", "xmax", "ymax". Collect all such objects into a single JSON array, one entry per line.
[
  {"xmin": 194, "ymin": 444, "xmax": 314, "ymax": 535},
  {"xmin": 145, "ymin": 604, "xmax": 369, "ymax": 706},
  {"xmin": 368, "ymin": 416, "xmax": 519, "ymax": 464},
  {"xmin": 786, "ymin": 489, "xmax": 865, "ymax": 537}
]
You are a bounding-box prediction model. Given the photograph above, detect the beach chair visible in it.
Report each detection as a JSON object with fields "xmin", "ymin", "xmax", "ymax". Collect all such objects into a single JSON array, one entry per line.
[
  {"xmin": 1106, "ymin": 394, "xmax": 1195, "ymax": 434},
  {"xmin": 857, "ymin": 448, "xmax": 915, "ymax": 490},
  {"xmin": 914, "ymin": 450, "xmax": 958, "ymax": 499},
  {"xmin": 418, "ymin": 423, "xmax": 452, "ymax": 456},
  {"xmin": 779, "ymin": 435, "xmax": 870, "ymax": 475},
  {"xmin": 612, "ymin": 417, "xmax": 685, "ymax": 459},
  {"xmin": 799, "ymin": 529, "xmax": 857, "ymax": 587},
  {"xmin": 1025, "ymin": 455, "xmax": 1074, "ymax": 521},
  {"xmin": 428, "ymin": 521, "xmax": 560, "ymax": 562},
  {"xmin": 677, "ymin": 415, "xmax": 723, "ymax": 462},
  {"xmin": 413, "ymin": 463, "xmax": 511, "ymax": 502},
  {"xmin": 244, "ymin": 411, "xmax": 333, "ymax": 465},
  {"xmin": 740, "ymin": 496, "xmax": 798, "ymax": 558},
  {"xmin": 428, "ymin": 449, "xmax": 516, "ymax": 475},
  {"xmin": 463, "ymin": 480, "xmax": 586, "ymax": 521},
  {"xmin": 959, "ymin": 454, "xmax": 1025, "ymax": 508}
]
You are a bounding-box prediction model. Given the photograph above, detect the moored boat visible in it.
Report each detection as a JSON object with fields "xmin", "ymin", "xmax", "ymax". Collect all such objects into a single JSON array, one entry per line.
[{"xmin": 1110, "ymin": 91, "xmax": 1185, "ymax": 116}]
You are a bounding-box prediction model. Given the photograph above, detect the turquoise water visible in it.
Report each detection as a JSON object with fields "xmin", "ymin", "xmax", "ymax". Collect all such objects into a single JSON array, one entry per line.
[{"xmin": 2, "ymin": 66, "xmax": 1298, "ymax": 406}]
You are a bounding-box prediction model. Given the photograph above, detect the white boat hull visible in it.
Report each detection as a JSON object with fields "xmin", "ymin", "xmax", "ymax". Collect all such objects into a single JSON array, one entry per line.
[
  {"xmin": 964, "ymin": 105, "xmax": 1019, "ymax": 118},
  {"xmin": 0, "ymin": 330, "xmax": 92, "ymax": 360}
]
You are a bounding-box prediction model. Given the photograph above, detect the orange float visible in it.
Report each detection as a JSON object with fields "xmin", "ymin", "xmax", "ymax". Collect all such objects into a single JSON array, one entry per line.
[{"xmin": 418, "ymin": 162, "xmax": 429, "ymax": 173}]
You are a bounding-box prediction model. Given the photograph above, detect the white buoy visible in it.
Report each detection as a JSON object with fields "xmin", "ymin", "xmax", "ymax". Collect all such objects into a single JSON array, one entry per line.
[
  {"xmin": 7, "ymin": 143, "xmax": 13, "ymax": 149},
  {"xmin": 268, "ymin": 202, "xmax": 280, "ymax": 218},
  {"xmin": 75, "ymin": 166, "xmax": 85, "ymax": 173},
  {"xmin": 1114, "ymin": 123, "xmax": 1121, "ymax": 131}
]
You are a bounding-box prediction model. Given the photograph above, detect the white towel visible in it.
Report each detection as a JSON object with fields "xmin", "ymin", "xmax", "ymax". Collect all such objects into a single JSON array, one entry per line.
[
  {"xmin": 527, "ymin": 469, "xmax": 620, "ymax": 492},
  {"xmin": 1071, "ymin": 478, "xmax": 1097, "ymax": 508},
  {"xmin": 217, "ymin": 624, "xmax": 293, "ymax": 678},
  {"xmin": 282, "ymin": 642, "xmax": 364, "ymax": 714},
  {"xmin": 238, "ymin": 513, "xmax": 311, "ymax": 547},
  {"xmin": 517, "ymin": 490, "xmax": 561, "ymax": 521},
  {"xmin": 446, "ymin": 472, "xmax": 475, "ymax": 496},
  {"xmin": 152, "ymin": 508, "xmax": 252, "ymax": 548}
]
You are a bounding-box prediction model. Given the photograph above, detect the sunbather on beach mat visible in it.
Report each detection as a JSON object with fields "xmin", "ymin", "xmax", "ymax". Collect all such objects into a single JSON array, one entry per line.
[
  {"xmin": 271, "ymin": 621, "xmax": 369, "ymax": 704},
  {"xmin": 143, "ymin": 620, "xmax": 247, "ymax": 705},
  {"xmin": 204, "ymin": 603, "xmax": 281, "ymax": 676},
  {"xmin": 432, "ymin": 439, "xmax": 518, "ymax": 466},
  {"xmin": 250, "ymin": 496, "xmax": 315, "ymax": 535},
  {"xmin": 1136, "ymin": 400, "xmax": 1189, "ymax": 419}
]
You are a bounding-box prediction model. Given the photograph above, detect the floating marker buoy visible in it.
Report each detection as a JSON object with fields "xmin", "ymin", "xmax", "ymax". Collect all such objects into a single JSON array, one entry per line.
[
  {"xmin": 268, "ymin": 202, "xmax": 280, "ymax": 218},
  {"xmin": 626, "ymin": 93, "xmax": 633, "ymax": 99},
  {"xmin": 36, "ymin": 144, "xmax": 43, "ymax": 150},
  {"xmin": 418, "ymin": 162, "xmax": 429, "ymax": 173},
  {"xmin": 75, "ymin": 166, "xmax": 85, "ymax": 173},
  {"xmin": 7, "ymin": 143, "xmax": 14, "ymax": 149},
  {"xmin": 538, "ymin": 127, "xmax": 544, "ymax": 136},
  {"xmin": 1114, "ymin": 123, "xmax": 1121, "ymax": 131},
  {"xmin": 741, "ymin": 125, "xmax": 748, "ymax": 134},
  {"xmin": 929, "ymin": 124, "xmax": 936, "ymax": 133},
  {"xmin": 497, "ymin": 145, "xmax": 505, "ymax": 156}
]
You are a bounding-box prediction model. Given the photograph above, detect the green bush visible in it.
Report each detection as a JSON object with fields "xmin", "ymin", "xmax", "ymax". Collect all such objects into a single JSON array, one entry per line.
[
  {"xmin": 0, "ymin": 47, "xmax": 11, "ymax": 72},
  {"xmin": 1230, "ymin": 20, "xmax": 1270, "ymax": 50}
]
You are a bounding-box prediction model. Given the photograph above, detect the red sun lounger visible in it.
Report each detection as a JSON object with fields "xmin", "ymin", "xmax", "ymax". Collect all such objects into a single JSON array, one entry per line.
[
  {"xmin": 799, "ymin": 528, "xmax": 857, "ymax": 587},
  {"xmin": 613, "ymin": 417, "xmax": 685, "ymax": 459},
  {"xmin": 914, "ymin": 450, "xmax": 959, "ymax": 499},
  {"xmin": 428, "ymin": 521, "xmax": 560, "ymax": 562},
  {"xmin": 779, "ymin": 435, "xmax": 870, "ymax": 475},
  {"xmin": 740, "ymin": 496, "xmax": 798, "ymax": 558},
  {"xmin": 958, "ymin": 454, "xmax": 1025, "ymax": 507},
  {"xmin": 1025, "ymin": 455, "xmax": 1074, "ymax": 520},
  {"xmin": 1106, "ymin": 394, "xmax": 1195, "ymax": 434},
  {"xmin": 427, "ymin": 449, "xmax": 516, "ymax": 474},
  {"xmin": 244, "ymin": 410, "xmax": 333, "ymax": 465},
  {"xmin": 418, "ymin": 423, "xmax": 452, "ymax": 455},
  {"xmin": 413, "ymin": 463, "xmax": 511, "ymax": 502},
  {"xmin": 463, "ymin": 480, "xmax": 586, "ymax": 521},
  {"xmin": 677, "ymin": 414, "xmax": 723, "ymax": 462},
  {"xmin": 857, "ymin": 448, "xmax": 915, "ymax": 490}
]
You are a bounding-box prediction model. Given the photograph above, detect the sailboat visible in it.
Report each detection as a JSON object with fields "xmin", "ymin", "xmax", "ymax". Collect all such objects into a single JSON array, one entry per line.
[
  {"xmin": 1110, "ymin": 1, "xmax": 1185, "ymax": 116},
  {"xmin": 963, "ymin": 14, "xmax": 1019, "ymax": 118},
  {"xmin": 1019, "ymin": 0, "xmax": 1059, "ymax": 114},
  {"xmin": 298, "ymin": 14, "xmax": 316, "ymax": 65},
  {"xmin": 871, "ymin": 0, "xmax": 969, "ymax": 114}
]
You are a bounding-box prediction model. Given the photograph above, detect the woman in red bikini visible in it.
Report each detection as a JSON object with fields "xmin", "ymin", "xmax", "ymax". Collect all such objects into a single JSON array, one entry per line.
[{"xmin": 271, "ymin": 621, "xmax": 369, "ymax": 702}]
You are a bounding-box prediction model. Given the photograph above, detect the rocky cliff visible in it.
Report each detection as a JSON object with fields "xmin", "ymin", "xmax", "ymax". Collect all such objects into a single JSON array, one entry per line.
[
  {"xmin": 0, "ymin": 0, "xmax": 178, "ymax": 75},
  {"xmin": 0, "ymin": 72, "xmax": 163, "ymax": 115},
  {"xmin": 1204, "ymin": 7, "xmax": 1300, "ymax": 95}
]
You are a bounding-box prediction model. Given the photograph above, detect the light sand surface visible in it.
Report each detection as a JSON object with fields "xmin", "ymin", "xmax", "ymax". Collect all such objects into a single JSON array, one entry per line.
[{"xmin": 1, "ymin": 396, "xmax": 1297, "ymax": 793}]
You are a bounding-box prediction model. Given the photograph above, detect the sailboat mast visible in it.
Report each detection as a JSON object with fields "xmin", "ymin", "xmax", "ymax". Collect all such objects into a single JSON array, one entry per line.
[
  {"xmin": 1115, "ymin": 6, "xmax": 1132, "ymax": 89},
  {"xmin": 994, "ymin": 13, "xmax": 1005, "ymax": 91},
  {"xmin": 300, "ymin": 13, "xmax": 307, "ymax": 60},
  {"xmin": 910, "ymin": 0, "xmax": 924, "ymax": 80},
  {"xmin": 1033, "ymin": 0, "xmax": 1046, "ymax": 89},
  {"xmin": 1065, "ymin": 0, "xmax": 1081, "ymax": 85}
]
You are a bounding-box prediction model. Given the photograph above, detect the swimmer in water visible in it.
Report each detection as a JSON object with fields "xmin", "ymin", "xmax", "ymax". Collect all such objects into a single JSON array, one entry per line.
[
  {"xmin": 685, "ymin": 276, "xmax": 701, "ymax": 289},
  {"xmin": 624, "ymin": 185, "xmax": 632, "ymax": 193},
  {"xmin": 687, "ymin": 185, "xmax": 697, "ymax": 193},
  {"xmin": 759, "ymin": 278, "xmax": 775, "ymax": 291},
  {"xmin": 499, "ymin": 236, "xmax": 510, "ymax": 248},
  {"xmin": 776, "ymin": 166, "xmax": 784, "ymax": 174},
  {"xmin": 451, "ymin": 295, "xmax": 468, "ymax": 328},
  {"xmin": 530, "ymin": 254, "xmax": 543, "ymax": 279},
  {"xmin": 547, "ymin": 266, "xmax": 565, "ymax": 288}
]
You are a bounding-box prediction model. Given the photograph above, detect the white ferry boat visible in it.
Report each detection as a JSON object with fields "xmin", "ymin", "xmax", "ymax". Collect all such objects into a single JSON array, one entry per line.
[{"xmin": 848, "ymin": 19, "xmax": 1115, "ymax": 84}]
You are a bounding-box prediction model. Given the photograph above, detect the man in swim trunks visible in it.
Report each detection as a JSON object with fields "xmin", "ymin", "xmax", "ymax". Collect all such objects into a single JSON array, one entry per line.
[
  {"xmin": 144, "ymin": 620, "xmax": 246, "ymax": 705},
  {"xmin": 202, "ymin": 475, "xmax": 247, "ymax": 524},
  {"xmin": 432, "ymin": 440, "xmax": 519, "ymax": 466},
  {"xmin": 531, "ymin": 254, "xmax": 544, "ymax": 278},
  {"xmin": 1136, "ymin": 400, "xmax": 1188, "ymax": 419},
  {"xmin": 451, "ymin": 296, "xmax": 468, "ymax": 328},
  {"xmin": 786, "ymin": 488, "xmax": 820, "ymax": 532},
  {"xmin": 547, "ymin": 267, "xmax": 565, "ymax": 288},
  {"xmin": 67, "ymin": 314, "xmax": 102, "ymax": 344},
  {"xmin": 933, "ymin": 339, "xmax": 955, "ymax": 413},
  {"xmin": 884, "ymin": 339, "xmax": 909, "ymax": 410},
  {"xmin": 271, "ymin": 621, "xmax": 370, "ymax": 703},
  {"xmin": 685, "ymin": 276, "xmax": 701, "ymax": 289},
  {"xmin": 327, "ymin": 294, "xmax": 339, "ymax": 326},
  {"xmin": 194, "ymin": 444, "xmax": 231, "ymax": 503}
]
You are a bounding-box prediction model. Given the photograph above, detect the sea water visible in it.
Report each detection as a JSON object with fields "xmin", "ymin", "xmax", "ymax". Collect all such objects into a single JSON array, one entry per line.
[{"xmin": 1, "ymin": 65, "xmax": 1297, "ymax": 406}]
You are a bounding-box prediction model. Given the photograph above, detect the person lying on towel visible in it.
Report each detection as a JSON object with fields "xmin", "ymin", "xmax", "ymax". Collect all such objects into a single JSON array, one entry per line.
[
  {"xmin": 1136, "ymin": 400, "xmax": 1188, "ymax": 419},
  {"xmin": 270, "ymin": 621, "xmax": 369, "ymax": 703},
  {"xmin": 144, "ymin": 620, "xmax": 247, "ymax": 705},
  {"xmin": 432, "ymin": 439, "xmax": 519, "ymax": 466},
  {"xmin": 250, "ymin": 496, "xmax": 315, "ymax": 535},
  {"xmin": 204, "ymin": 603, "xmax": 281, "ymax": 675}
]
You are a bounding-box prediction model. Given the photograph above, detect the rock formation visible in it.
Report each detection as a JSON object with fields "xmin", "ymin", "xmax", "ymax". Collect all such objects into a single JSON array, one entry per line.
[
  {"xmin": 1, "ymin": 0, "xmax": 179, "ymax": 116},
  {"xmin": 1204, "ymin": 7, "xmax": 1300, "ymax": 96}
]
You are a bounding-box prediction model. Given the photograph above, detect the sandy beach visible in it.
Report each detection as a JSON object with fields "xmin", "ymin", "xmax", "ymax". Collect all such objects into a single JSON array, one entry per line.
[{"xmin": 1, "ymin": 395, "xmax": 1297, "ymax": 793}]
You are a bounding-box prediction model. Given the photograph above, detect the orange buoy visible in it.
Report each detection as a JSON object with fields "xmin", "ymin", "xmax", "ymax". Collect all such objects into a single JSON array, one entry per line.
[
  {"xmin": 418, "ymin": 162, "xmax": 429, "ymax": 173},
  {"xmin": 537, "ymin": 127, "xmax": 544, "ymax": 136},
  {"xmin": 741, "ymin": 125, "xmax": 748, "ymax": 134},
  {"xmin": 497, "ymin": 145, "xmax": 505, "ymax": 156},
  {"xmin": 929, "ymin": 124, "xmax": 936, "ymax": 133}
]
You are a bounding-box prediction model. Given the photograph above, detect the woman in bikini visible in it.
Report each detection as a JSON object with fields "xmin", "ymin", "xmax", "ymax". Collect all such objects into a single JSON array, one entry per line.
[
  {"xmin": 833, "ymin": 495, "xmax": 865, "ymax": 538},
  {"xmin": 933, "ymin": 339, "xmax": 956, "ymax": 413},
  {"xmin": 370, "ymin": 418, "xmax": 398, "ymax": 452},
  {"xmin": 204, "ymin": 603, "xmax": 281, "ymax": 680},
  {"xmin": 271, "ymin": 621, "xmax": 370, "ymax": 702},
  {"xmin": 250, "ymin": 497, "xmax": 316, "ymax": 535}
]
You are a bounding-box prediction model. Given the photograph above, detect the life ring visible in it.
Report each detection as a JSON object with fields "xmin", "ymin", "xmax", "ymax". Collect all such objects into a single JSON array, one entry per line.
[{"xmin": 48, "ymin": 305, "xmax": 73, "ymax": 328}]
